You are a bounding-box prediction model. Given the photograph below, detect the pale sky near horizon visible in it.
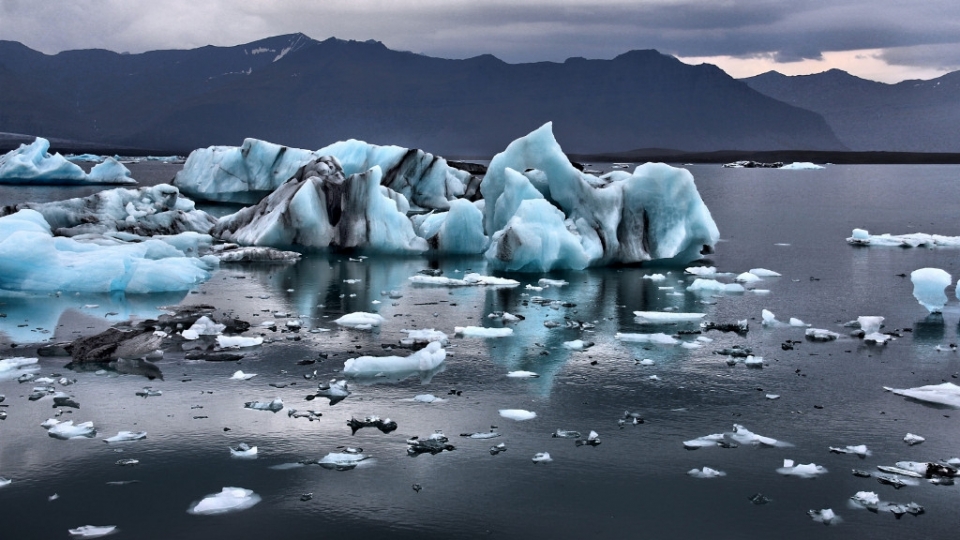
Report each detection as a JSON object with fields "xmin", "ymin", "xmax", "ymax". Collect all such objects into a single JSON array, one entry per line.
[{"xmin": 1, "ymin": 0, "xmax": 957, "ymax": 83}]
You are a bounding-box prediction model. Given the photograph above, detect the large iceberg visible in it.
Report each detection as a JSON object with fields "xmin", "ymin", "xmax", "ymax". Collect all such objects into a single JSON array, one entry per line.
[
  {"xmin": 212, "ymin": 159, "xmax": 427, "ymax": 253},
  {"xmin": 911, "ymin": 268, "xmax": 951, "ymax": 313},
  {"xmin": 0, "ymin": 209, "xmax": 216, "ymax": 294},
  {"xmin": 0, "ymin": 138, "xmax": 136, "ymax": 185}
]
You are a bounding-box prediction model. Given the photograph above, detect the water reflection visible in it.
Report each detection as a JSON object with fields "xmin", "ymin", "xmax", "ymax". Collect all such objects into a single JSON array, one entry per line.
[{"xmin": 913, "ymin": 313, "xmax": 946, "ymax": 343}]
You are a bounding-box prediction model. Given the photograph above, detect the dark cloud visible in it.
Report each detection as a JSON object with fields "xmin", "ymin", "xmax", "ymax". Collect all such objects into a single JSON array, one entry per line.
[{"xmin": 1, "ymin": 1, "xmax": 958, "ymax": 76}]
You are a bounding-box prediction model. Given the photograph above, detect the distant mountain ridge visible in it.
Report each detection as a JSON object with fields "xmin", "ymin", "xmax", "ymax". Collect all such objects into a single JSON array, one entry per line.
[
  {"xmin": 0, "ymin": 33, "xmax": 845, "ymax": 155},
  {"xmin": 743, "ymin": 69, "xmax": 960, "ymax": 153}
]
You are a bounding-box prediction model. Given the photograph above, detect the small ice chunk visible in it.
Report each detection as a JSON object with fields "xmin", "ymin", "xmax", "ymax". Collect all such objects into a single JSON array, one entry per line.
[
  {"xmin": 911, "ymin": 268, "xmax": 951, "ymax": 313},
  {"xmin": 903, "ymin": 433, "xmax": 925, "ymax": 445},
  {"xmin": 685, "ymin": 266, "xmax": 717, "ymax": 276},
  {"xmin": 411, "ymin": 394, "xmax": 446, "ymax": 403},
  {"xmin": 829, "ymin": 444, "xmax": 871, "ymax": 457},
  {"xmin": 68, "ymin": 525, "xmax": 118, "ymax": 538},
  {"xmin": 400, "ymin": 328, "xmax": 449, "ymax": 346},
  {"xmin": 744, "ymin": 356, "xmax": 764, "ymax": 368},
  {"xmin": 687, "ymin": 467, "xmax": 726, "ymax": 478},
  {"xmin": 575, "ymin": 431, "xmax": 601, "ymax": 447},
  {"xmin": 244, "ymin": 398, "xmax": 283, "ymax": 412},
  {"xmin": 460, "ymin": 431, "xmax": 501, "ymax": 439},
  {"xmin": 455, "ymin": 326, "xmax": 513, "ymax": 338},
  {"xmin": 187, "ymin": 487, "xmax": 261, "ymax": 515},
  {"xmin": 47, "ymin": 420, "xmax": 97, "ymax": 440},
  {"xmin": 532, "ymin": 452, "xmax": 552, "ymax": 463},
  {"xmin": 104, "ymin": 431, "xmax": 147, "ymax": 443},
  {"xmin": 850, "ymin": 491, "xmax": 880, "ymax": 508},
  {"xmin": 808, "ymin": 508, "xmax": 840, "ymax": 525},
  {"xmin": 562, "ymin": 339, "xmax": 594, "ymax": 351},
  {"xmin": 334, "ymin": 312, "xmax": 385, "ymax": 329},
  {"xmin": 777, "ymin": 459, "xmax": 828, "ymax": 478},
  {"xmin": 506, "ymin": 371, "xmax": 540, "ymax": 378},
  {"xmin": 805, "ymin": 328, "xmax": 839, "ymax": 341},
  {"xmin": 687, "ymin": 279, "xmax": 745, "ymax": 293},
  {"xmin": 229, "ymin": 443, "xmax": 258, "ymax": 458},
  {"xmin": 216, "ymin": 335, "xmax": 263, "ymax": 348},
  {"xmin": 765, "ymin": 394, "xmax": 780, "ymax": 400},
  {"xmin": 857, "ymin": 316, "xmax": 884, "ymax": 335},
  {"xmin": 789, "ymin": 318, "xmax": 807, "ymax": 327},
  {"xmin": 538, "ymin": 278, "xmax": 568, "ymax": 287},
  {"xmin": 181, "ymin": 316, "xmax": 225, "ymax": 340},
  {"xmin": 730, "ymin": 424, "xmax": 790, "ymax": 447},
  {"xmin": 761, "ymin": 309, "xmax": 778, "ymax": 325},
  {"xmin": 230, "ymin": 371, "xmax": 257, "ymax": 380},
  {"xmin": 344, "ymin": 341, "xmax": 446, "ymax": 375},
  {"xmin": 884, "ymin": 382, "xmax": 960, "ymax": 408},
  {"xmin": 552, "ymin": 429, "xmax": 581, "ymax": 439},
  {"xmin": 0, "ymin": 477, "xmax": 11, "ymax": 488},
  {"xmin": 633, "ymin": 311, "xmax": 705, "ymax": 322},
  {"xmin": 615, "ymin": 332, "xmax": 679, "ymax": 345},
  {"xmin": 643, "ymin": 274, "xmax": 666, "ymax": 281},
  {"xmin": 682, "ymin": 433, "xmax": 726, "ymax": 449},
  {"xmin": 637, "ymin": 359, "xmax": 655, "ymax": 366},
  {"xmin": 499, "ymin": 409, "xmax": 536, "ymax": 421},
  {"xmin": 749, "ymin": 268, "xmax": 781, "ymax": 277},
  {"xmin": 735, "ymin": 272, "xmax": 760, "ymax": 283}
]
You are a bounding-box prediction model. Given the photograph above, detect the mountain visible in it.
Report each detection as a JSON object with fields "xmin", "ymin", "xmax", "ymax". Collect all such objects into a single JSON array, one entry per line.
[
  {"xmin": 0, "ymin": 34, "xmax": 845, "ymax": 155},
  {"xmin": 743, "ymin": 69, "xmax": 960, "ymax": 152}
]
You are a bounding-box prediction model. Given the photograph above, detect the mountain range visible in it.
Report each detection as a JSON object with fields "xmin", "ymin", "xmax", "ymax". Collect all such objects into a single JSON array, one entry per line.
[{"xmin": 0, "ymin": 33, "xmax": 956, "ymax": 156}]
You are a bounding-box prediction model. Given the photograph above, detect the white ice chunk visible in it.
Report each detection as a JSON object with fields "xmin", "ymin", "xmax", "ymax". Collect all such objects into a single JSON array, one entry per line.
[
  {"xmin": 685, "ymin": 266, "xmax": 716, "ymax": 276},
  {"xmin": 409, "ymin": 273, "xmax": 519, "ymax": 287},
  {"xmin": 343, "ymin": 341, "xmax": 446, "ymax": 375},
  {"xmin": 216, "ymin": 335, "xmax": 263, "ymax": 348},
  {"xmin": 808, "ymin": 508, "xmax": 840, "ymax": 525},
  {"xmin": 334, "ymin": 312, "xmax": 385, "ymax": 329},
  {"xmin": 687, "ymin": 467, "xmax": 726, "ymax": 478},
  {"xmin": 911, "ymin": 268, "xmax": 951, "ymax": 313},
  {"xmin": 730, "ymin": 424, "xmax": 790, "ymax": 447},
  {"xmin": 182, "ymin": 316, "xmax": 225, "ymax": 340},
  {"xmin": 829, "ymin": 444, "xmax": 871, "ymax": 457},
  {"xmin": 400, "ymin": 328, "xmax": 449, "ymax": 346},
  {"xmin": 847, "ymin": 228, "xmax": 960, "ymax": 247},
  {"xmin": 779, "ymin": 162, "xmax": 824, "ymax": 170},
  {"xmin": 230, "ymin": 371, "xmax": 257, "ymax": 381},
  {"xmin": 411, "ymin": 199, "xmax": 488, "ymax": 253},
  {"xmin": 499, "ymin": 409, "xmax": 536, "ymax": 421},
  {"xmin": 103, "ymin": 431, "xmax": 147, "ymax": 443},
  {"xmin": 532, "ymin": 452, "xmax": 553, "ymax": 463},
  {"xmin": 506, "ymin": 370, "xmax": 540, "ymax": 378},
  {"xmin": 789, "ymin": 318, "xmax": 807, "ymax": 327},
  {"xmin": 187, "ymin": 487, "xmax": 261, "ymax": 515},
  {"xmin": 850, "ymin": 491, "xmax": 879, "ymax": 508},
  {"xmin": 884, "ymin": 382, "xmax": 960, "ymax": 408},
  {"xmin": 643, "ymin": 274, "xmax": 666, "ymax": 281},
  {"xmin": 245, "ymin": 398, "xmax": 283, "ymax": 412},
  {"xmin": 229, "ymin": 443, "xmax": 258, "ymax": 458},
  {"xmin": 735, "ymin": 272, "xmax": 760, "ymax": 283},
  {"xmin": 68, "ymin": 525, "xmax": 118, "ymax": 538},
  {"xmin": 687, "ymin": 279, "xmax": 744, "ymax": 293},
  {"xmin": 805, "ymin": 328, "xmax": 839, "ymax": 341},
  {"xmin": 538, "ymin": 278, "xmax": 568, "ymax": 287},
  {"xmin": 903, "ymin": 433, "xmax": 925, "ymax": 445},
  {"xmin": 777, "ymin": 460, "xmax": 828, "ymax": 478},
  {"xmin": 615, "ymin": 332, "xmax": 679, "ymax": 345},
  {"xmin": 411, "ymin": 394, "xmax": 446, "ymax": 403},
  {"xmin": 633, "ymin": 311, "xmax": 705, "ymax": 322},
  {"xmin": 562, "ymin": 339, "xmax": 593, "ymax": 350},
  {"xmin": 455, "ymin": 326, "xmax": 513, "ymax": 338},
  {"xmin": 749, "ymin": 268, "xmax": 781, "ymax": 277},
  {"xmin": 682, "ymin": 433, "xmax": 725, "ymax": 449},
  {"xmin": 47, "ymin": 420, "xmax": 97, "ymax": 440},
  {"xmin": 87, "ymin": 157, "xmax": 135, "ymax": 184},
  {"xmin": 0, "ymin": 357, "xmax": 39, "ymax": 373},
  {"xmin": 761, "ymin": 309, "xmax": 778, "ymax": 326}
]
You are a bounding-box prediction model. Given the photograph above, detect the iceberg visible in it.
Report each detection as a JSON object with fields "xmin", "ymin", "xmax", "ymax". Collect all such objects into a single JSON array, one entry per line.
[
  {"xmin": 884, "ymin": 382, "xmax": 960, "ymax": 408},
  {"xmin": 343, "ymin": 341, "xmax": 446, "ymax": 375},
  {"xmin": 410, "ymin": 199, "xmax": 488, "ymax": 253},
  {"xmin": 0, "ymin": 138, "xmax": 135, "ymax": 185},
  {"xmin": 911, "ymin": 268, "xmax": 951, "ymax": 313},
  {"xmin": 481, "ymin": 123, "xmax": 718, "ymax": 270},
  {"xmin": 0, "ymin": 210, "xmax": 216, "ymax": 294},
  {"xmin": 187, "ymin": 487, "xmax": 261, "ymax": 515}
]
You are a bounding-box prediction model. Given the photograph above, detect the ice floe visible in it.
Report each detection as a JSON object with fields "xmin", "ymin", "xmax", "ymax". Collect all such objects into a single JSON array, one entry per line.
[
  {"xmin": 688, "ymin": 467, "xmax": 726, "ymax": 478},
  {"xmin": 615, "ymin": 332, "xmax": 679, "ymax": 345},
  {"xmin": 633, "ymin": 311, "xmax": 705, "ymax": 323},
  {"xmin": 780, "ymin": 162, "xmax": 824, "ymax": 170},
  {"xmin": 777, "ymin": 459, "xmax": 828, "ymax": 478},
  {"xmin": 532, "ymin": 452, "xmax": 553, "ymax": 463},
  {"xmin": 317, "ymin": 451, "xmax": 370, "ymax": 470},
  {"xmin": 400, "ymin": 329, "xmax": 449, "ymax": 347},
  {"xmin": 911, "ymin": 268, "xmax": 951, "ymax": 313},
  {"xmin": 507, "ymin": 370, "xmax": 540, "ymax": 378},
  {"xmin": 244, "ymin": 398, "xmax": 283, "ymax": 412},
  {"xmin": 182, "ymin": 316, "xmax": 225, "ymax": 340},
  {"xmin": 344, "ymin": 341, "xmax": 446, "ymax": 376},
  {"xmin": 314, "ymin": 379, "xmax": 351, "ymax": 404},
  {"xmin": 103, "ymin": 431, "xmax": 147, "ymax": 443},
  {"xmin": 0, "ymin": 138, "xmax": 135, "ymax": 185},
  {"xmin": 848, "ymin": 228, "xmax": 960, "ymax": 248},
  {"xmin": 407, "ymin": 433, "xmax": 455, "ymax": 455},
  {"xmin": 455, "ymin": 326, "xmax": 513, "ymax": 338},
  {"xmin": 805, "ymin": 328, "xmax": 840, "ymax": 341},
  {"xmin": 45, "ymin": 420, "xmax": 97, "ymax": 440},
  {"xmin": 687, "ymin": 279, "xmax": 745, "ymax": 294},
  {"xmin": 216, "ymin": 335, "xmax": 263, "ymax": 348},
  {"xmin": 230, "ymin": 371, "xmax": 257, "ymax": 381},
  {"xmin": 229, "ymin": 443, "xmax": 258, "ymax": 458},
  {"xmin": 884, "ymin": 382, "xmax": 960, "ymax": 408},
  {"xmin": 829, "ymin": 444, "xmax": 871, "ymax": 457},
  {"xmin": 749, "ymin": 268, "xmax": 781, "ymax": 277},
  {"xmin": 808, "ymin": 509, "xmax": 840, "ymax": 525},
  {"xmin": 68, "ymin": 525, "xmax": 118, "ymax": 538},
  {"xmin": 334, "ymin": 312, "xmax": 385, "ymax": 330},
  {"xmin": 903, "ymin": 433, "xmax": 925, "ymax": 445},
  {"xmin": 499, "ymin": 409, "xmax": 536, "ymax": 421},
  {"xmin": 187, "ymin": 487, "xmax": 261, "ymax": 515}
]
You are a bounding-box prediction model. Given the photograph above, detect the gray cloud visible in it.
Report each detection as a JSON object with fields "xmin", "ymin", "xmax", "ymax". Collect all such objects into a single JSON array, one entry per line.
[{"xmin": 1, "ymin": 1, "xmax": 958, "ymax": 75}]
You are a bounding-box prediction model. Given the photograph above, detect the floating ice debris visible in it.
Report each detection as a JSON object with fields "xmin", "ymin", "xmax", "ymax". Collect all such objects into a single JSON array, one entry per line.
[
  {"xmin": 68, "ymin": 525, "xmax": 118, "ymax": 538},
  {"xmin": 749, "ymin": 268, "xmax": 781, "ymax": 277},
  {"xmin": 461, "ymin": 431, "xmax": 502, "ymax": 439},
  {"xmin": 455, "ymin": 326, "xmax": 513, "ymax": 338},
  {"xmin": 181, "ymin": 316, "xmax": 225, "ymax": 340},
  {"xmin": 507, "ymin": 371, "xmax": 540, "ymax": 378},
  {"xmin": 685, "ymin": 266, "xmax": 717, "ymax": 277},
  {"xmin": 0, "ymin": 138, "xmax": 135, "ymax": 185},
  {"xmin": 829, "ymin": 445, "xmax": 871, "ymax": 457},
  {"xmin": 849, "ymin": 491, "xmax": 924, "ymax": 517},
  {"xmin": 300, "ymin": 493, "xmax": 313, "ymax": 501},
  {"xmin": 552, "ymin": 429, "xmax": 581, "ymax": 439},
  {"xmin": 766, "ymin": 394, "xmax": 781, "ymax": 400},
  {"xmin": 187, "ymin": 487, "xmax": 261, "ymax": 515},
  {"xmin": 216, "ymin": 335, "xmax": 263, "ymax": 348},
  {"xmin": 410, "ymin": 394, "xmax": 446, "ymax": 403},
  {"xmin": 334, "ymin": 312, "xmax": 385, "ymax": 330},
  {"xmin": 742, "ymin": 356, "xmax": 764, "ymax": 368},
  {"xmin": 562, "ymin": 340, "xmax": 594, "ymax": 351},
  {"xmin": 687, "ymin": 467, "xmax": 726, "ymax": 478},
  {"xmin": 287, "ymin": 409, "xmax": 323, "ymax": 421},
  {"xmin": 0, "ymin": 477, "xmax": 11, "ymax": 487},
  {"xmin": 633, "ymin": 311, "xmax": 705, "ymax": 322},
  {"xmin": 314, "ymin": 379, "xmax": 351, "ymax": 405},
  {"xmin": 0, "ymin": 356, "xmax": 39, "ymax": 376},
  {"xmin": 805, "ymin": 328, "xmax": 839, "ymax": 341},
  {"xmin": 730, "ymin": 424, "xmax": 790, "ymax": 447},
  {"xmin": 903, "ymin": 433, "xmax": 925, "ymax": 446},
  {"xmin": 46, "ymin": 420, "xmax": 97, "ymax": 440},
  {"xmin": 642, "ymin": 274, "xmax": 666, "ymax": 281},
  {"xmin": 347, "ymin": 416, "xmax": 398, "ymax": 435},
  {"xmin": 538, "ymin": 278, "xmax": 568, "ymax": 287},
  {"xmin": 789, "ymin": 318, "xmax": 807, "ymax": 327},
  {"xmin": 850, "ymin": 491, "xmax": 880, "ymax": 509},
  {"xmin": 876, "ymin": 474, "xmax": 913, "ymax": 489},
  {"xmin": 808, "ymin": 509, "xmax": 840, "ymax": 525},
  {"xmin": 884, "ymin": 382, "xmax": 960, "ymax": 408},
  {"xmin": 135, "ymin": 387, "xmax": 162, "ymax": 398},
  {"xmin": 891, "ymin": 461, "xmax": 958, "ymax": 478},
  {"xmin": 343, "ymin": 341, "xmax": 446, "ymax": 375},
  {"xmin": 116, "ymin": 459, "xmax": 139, "ymax": 466},
  {"xmin": 407, "ymin": 433, "xmax": 455, "ymax": 456},
  {"xmin": 229, "ymin": 443, "xmax": 258, "ymax": 458},
  {"xmin": 216, "ymin": 246, "xmax": 301, "ymax": 263},
  {"xmin": 575, "ymin": 431, "xmax": 601, "ymax": 447},
  {"xmin": 615, "ymin": 332, "xmax": 679, "ymax": 345},
  {"xmin": 490, "ymin": 443, "xmax": 507, "ymax": 455},
  {"xmin": 637, "ymin": 359, "xmax": 655, "ymax": 366},
  {"xmin": 487, "ymin": 311, "xmax": 524, "ymax": 323},
  {"xmin": 230, "ymin": 371, "xmax": 257, "ymax": 381},
  {"xmin": 499, "ymin": 409, "xmax": 536, "ymax": 421},
  {"xmin": 621, "ymin": 411, "xmax": 644, "ymax": 425},
  {"xmin": 409, "ymin": 273, "xmax": 520, "ymax": 287},
  {"xmin": 687, "ymin": 279, "xmax": 745, "ymax": 294},
  {"xmin": 104, "ymin": 431, "xmax": 147, "ymax": 443},
  {"xmin": 847, "ymin": 228, "xmax": 960, "ymax": 248},
  {"xmin": 683, "ymin": 434, "xmax": 727, "ymax": 450},
  {"xmin": 400, "ymin": 329, "xmax": 449, "ymax": 347},
  {"xmin": 244, "ymin": 398, "xmax": 283, "ymax": 412},
  {"xmin": 761, "ymin": 310, "xmax": 779, "ymax": 326},
  {"xmin": 735, "ymin": 272, "xmax": 761, "ymax": 283},
  {"xmin": 911, "ymin": 268, "xmax": 951, "ymax": 313},
  {"xmin": 532, "ymin": 452, "xmax": 553, "ymax": 464},
  {"xmin": 777, "ymin": 459, "xmax": 828, "ymax": 478}
]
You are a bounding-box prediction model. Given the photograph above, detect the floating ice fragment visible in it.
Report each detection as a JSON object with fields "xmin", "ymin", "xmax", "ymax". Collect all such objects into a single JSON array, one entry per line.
[
  {"xmin": 400, "ymin": 328, "xmax": 449, "ymax": 346},
  {"xmin": 789, "ymin": 318, "xmax": 807, "ymax": 327},
  {"xmin": 410, "ymin": 394, "xmax": 446, "ymax": 403},
  {"xmin": 538, "ymin": 278, "xmax": 568, "ymax": 287},
  {"xmin": 135, "ymin": 387, "xmax": 162, "ymax": 398},
  {"xmin": 347, "ymin": 416, "xmax": 398, "ymax": 435},
  {"xmin": 409, "ymin": 273, "xmax": 519, "ymax": 287},
  {"xmin": 68, "ymin": 525, "xmax": 118, "ymax": 538},
  {"xmin": 552, "ymin": 429, "xmax": 581, "ymax": 439},
  {"xmin": 46, "ymin": 420, "xmax": 97, "ymax": 440},
  {"xmin": 460, "ymin": 431, "xmax": 501, "ymax": 439},
  {"xmin": 805, "ymin": 328, "xmax": 839, "ymax": 341},
  {"xmin": 187, "ymin": 487, "xmax": 261, "ymax": 515},
  {"xmin": 633, "ymin": 311, "xmax": 705, "ymax": 322},
  {"xmin": 562, "ymin": 340, "xmax": 594, "ymax": 351},
  {"xmin": 0, "ymin": 477, "xmax": 11, "ymax": 487},
  {"xmin": 735, "ymin": 272, "xmax": 760, "ymax": 283},
  {"xmin": 682, "ymin": 434, "xmax": 726, "ymax": 450},
  {"xmin": 766, "ymin": 394, "xmax": 780, "ymax": 400},
  {"xmin": 216, "ymin": 335, "xmax": 263, "ymax": 348},
  {"xmin": 847, "ymin": 228, "xmax": 960, "ymax": 247},
  {"xmin": 911, "ymin": 268, "xmax": 951, "ymax": 313},
  {"xmin": 884, "ymin": 382, "xmax": 960, "ymax": 408},
  {"xmin": 808, "ymin": 508, "xmax": 840, "ymax": 525},
  {"xmin": 490, "ymin": 443, "xmax": 507, "ymax": 455},
  {"xmin": 575, "ymin": 431, "xmax": 601, "ymax": 447},
  {"xmin": 685, "ymin": 266, "xmax": 717, "ymax": 277},
  {"xmin": 761, "ymin": 309, "xmax": 778, "ymax": 326},
  {"xmin": 643, "ymin": 274, "xmax": 666, "ymax": 281},
  {"xmin": 637, "ymin": 359, "xmax": 655, "ymax": 366},
  {"xmin": 507, "ymin": 371, "xmax": 540, "ymax": 378},
  {"xmin": 229, "ymin": 443, "xmax": 258, "ymax": 458},
  {"xmin": 407, "ymin": 433, "xmax": 455, "ymax": 455},
  {"xmin": 687, "ymin": 279, "xmax": 744, "ymax": 293},
  {"xmin": 244, "ymin": 398, "xmax": 283, "ymax": 412},
  {"xmin": 850, "ymin": 491, "xmax": 879, "ymax": 508},
  {"xmin": 334, "ymin": 312, "xmax": 385, "ymax": 329},
  {"xmin": 104, "ymin": 431, "xmax": 147, "ymax": 443},
  {"xmin": 230, "ymin": 371, "xmax": 257, "ymax": 381},
  {"xmin": 903, "ymin": 433, "xmax": 925, "ymax": 445},
  {"xmin": 780, "ymin": 162, "xmax": 824, "ymax": 170},
  {"xmin": 532, "ymin": 452, "xmax": 552, "ymax": 463},
  {"xmin": 777, "ymin": 459, "xmax": 827, "ymax": 478},
  {"xmin": 749, "ymin": 268, "xmax": 781, "ymax": 277},
  {"xmin": 615, "ymin": 332, "xmax": 679, "ymax": 345},
  {"xmin": 314, "ymin": 379, "xmax": 351, "ymax": 404},
  {"xmin": 730, "ymin": 424, "xmax": 790, "ymax": 447},
  {"xmin": 499, "ymin": 409, "xmax": 536, "ymax": 421},
  {"xmin": 344, "ymin": 341, "xmax": 446, "ymax": 376},
  {"xmin": 743, "ymin": 356, "xmax": 764, "ymax": 368},
  {"xmin": 455, "ymin": 326, "xmax": 513, "ymax": 338},
  {"xmin": 181, "ymin": 316, "xmax": 225, "ymax": 340},
  {"xmin": 829, "ymin": 445, "xmax": 871, "ymax": 457},
  {"xmin": 688, "ymin": 467, "xmax": 726, "ymax": 478}
]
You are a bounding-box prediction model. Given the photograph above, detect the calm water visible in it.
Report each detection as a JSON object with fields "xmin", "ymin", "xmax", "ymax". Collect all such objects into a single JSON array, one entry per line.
[{"xmin": 1, "ymin": 163, "xmax": 959, "ymax": 539}]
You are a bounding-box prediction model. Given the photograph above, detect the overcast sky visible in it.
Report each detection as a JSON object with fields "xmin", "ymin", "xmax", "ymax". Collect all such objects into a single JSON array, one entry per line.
[{"xmin": 2, "ymin": 0, "xmax": 958, "ymax": 83}]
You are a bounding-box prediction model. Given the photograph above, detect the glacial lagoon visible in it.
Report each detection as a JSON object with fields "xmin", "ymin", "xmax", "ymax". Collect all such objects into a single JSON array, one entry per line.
[{"xmin": 1, "ymin": 162, "xmax": 959, "ymax": 539}]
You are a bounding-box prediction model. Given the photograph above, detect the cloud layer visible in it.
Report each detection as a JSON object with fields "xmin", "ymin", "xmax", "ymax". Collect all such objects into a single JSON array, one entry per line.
[{"xmin": 2, "ymin": 0, "xmax": 958, "ymax": 80}]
